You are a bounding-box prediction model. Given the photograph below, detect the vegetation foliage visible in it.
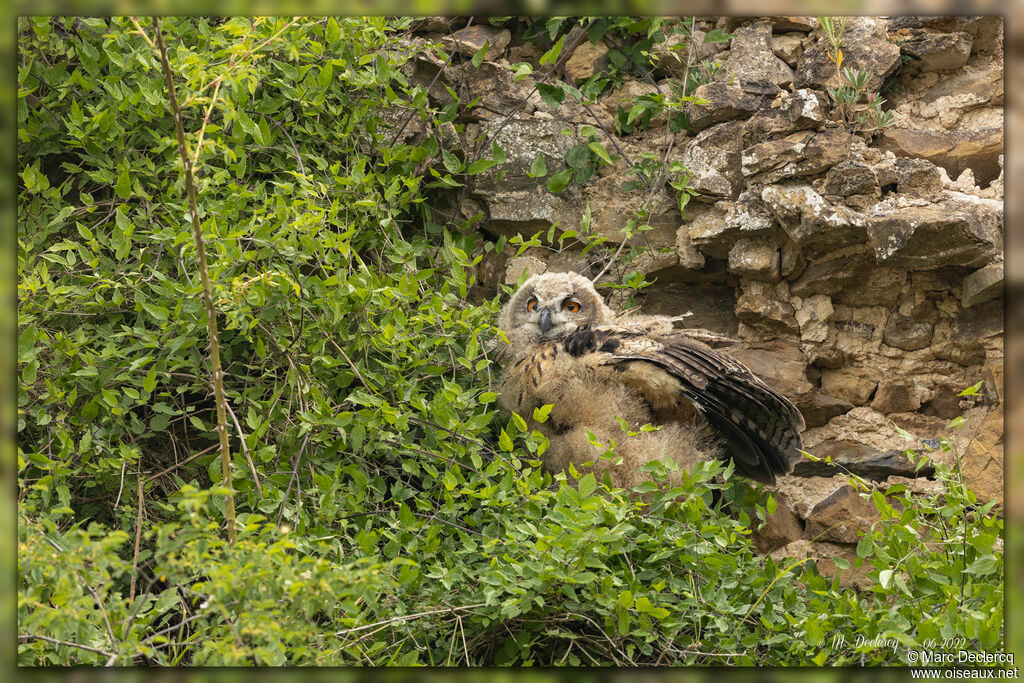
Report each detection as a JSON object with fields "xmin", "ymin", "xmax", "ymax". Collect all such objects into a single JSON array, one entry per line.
[{"xmin": 18, "ymin": 16, "xmax": 1001, "ymax": 666}]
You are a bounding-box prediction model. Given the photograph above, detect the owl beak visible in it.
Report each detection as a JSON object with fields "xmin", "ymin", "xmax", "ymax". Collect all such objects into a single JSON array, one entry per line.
[{"xmin": 538, "ymin": 308, "xmax": 555, "ymax": 335}]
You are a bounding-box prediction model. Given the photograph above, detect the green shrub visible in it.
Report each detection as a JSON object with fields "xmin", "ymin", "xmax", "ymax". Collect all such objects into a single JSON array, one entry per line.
[{"xmin": 18, "ymin": 16, "xmax": 1002, "ymax": 666}]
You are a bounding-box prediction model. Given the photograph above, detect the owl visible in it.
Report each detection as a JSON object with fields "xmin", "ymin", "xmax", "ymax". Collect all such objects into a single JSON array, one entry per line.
[{"xmin": 496, "ymin": 272, "xmax": 805, "ymax": 490}]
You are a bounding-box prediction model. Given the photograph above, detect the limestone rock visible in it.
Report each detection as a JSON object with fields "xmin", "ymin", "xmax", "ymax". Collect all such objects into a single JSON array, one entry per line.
[
  {"xmin": 460, "ymin": 61, "xmax": 540, "ymax": 121},
  {"xmin": 479, "ymin": 188, "xmax": 582, "ymax": 239},
  {"xmin": 913, "ymin": 63, "xmax": 1004, "ymax": 126},
  {"xmin": 630, "ymin": 248, "xmax": 679, "ymax": 277},
  {"xmin": 729, "ymin": 238, "xmax": 779, "ymax": 281},
  {"xmin": 797, "ymin": 391, "xmax": 854, "ymax": 429},
  {"xmin": 735, "ymin": 280, "xmax": 799, "ymax": 336},
  {"xmin": 640, "ymin": 282, "xmax": 738, "ymax": 336},
  {"xmin": 823, "ymin": 161, "xmax": 880, "ymax": 199},
  {"xmin": 883, "ymin": 313, "xmax": 934, "ymax": 351},
  {"xmin": 960, "ymin": 408, "xmax": 1004, "ymax": 505},
  {"xmin": 796, "ymin": 17, "xmax": 901, "ymax": 91},
  {"xmin": 751, "ymin": 493, "xmax": 805, "ymax": 553},
  {"xmin": 543, "ymin": 249, "xmax": 590, "ymax": 276},
  {"xmin": 952, "ymin": 298, "xmax": 1002, "ymax": 342},
  {"xmin": 931, "ymin": 319, "xmax": 986, "ymax": 367},
  {"xmin": 588, "ymin": 177, "xmax": 678, "ymax": 248},
  {"xmin": 803, "ymin": 406, "xmax": 932, "ymax": 464},
  {"xmin": 721, "ymin": 20, "xmax": 795, "ymax": 93},
  {"xmin": 742, "ymin": 126, "xmax": 851, "ymax": 184},
  {"xmin": 505, "ymin": 255, "xmax": 546, "ymax": 284},
  {"xmin": 803, "ymin": 485, "xmax": 880, "ymax": 544},
  {"xmin": 444, "ymin": 25, "xmax": 511, "ymax": 60},
  {"xmin": 770, "ymin": 474, "xmax": 850, "ymax": 519},
  {"xmin": 681, "ymin": 121, "xmax": 745, "ymax": 199},
  {"xmin": 771, "ymin": 540, "xmax": 873, "ymax": 590},
  {"xmin": 685, "ymin": 202, "xmax": 731, "ymax": 259},
  {"xmin": 820, "ymin": 367, "xmax": 877, "ymax": 406},
  {"xmin": 675, "ymin": 227, "xmax": 706, "ymax": 270},
  {"xmin": 962, "ymin": 262, "xmax": 1003, "ymax": 307},
  {"xmin": 600, "ymin": 80, "xmax": 665, "ymax": 127},
  {"xmin": 871, "ymin": 379, "xmax": 925, "ymax": 414},
  {"xmin": 743, "ymin": 88, "xmax": 824, "ymax": 142},
  {"xmin": 885, "ymin": 15, "xmax": 992, "ymax": 36},
  {"xmin": 795, "ymin": 294, "xmax": 833, "ymax": 343},
  {"xmin": 891, "ymin": 28, "xmax": 973, "ymax": 73},
  {"xmin": 866, "ymin": 195, "xmax": 1002, "ymax": 270},
  {"xmin": 789, "ymin": 246, "xmax": 905, "ymax": 307},
  {"xmin": 771, "ymin": 33, "xmax": 805, "ymax": 66},
  {"xmin": 688, "ymin": 82, "xmax": 764, "ymax": 131},
  {"xmin": 892, "ymin": 157, "xmax": 945, "ymax": 200},
  {"xmin": 564, "ymin": 40, "xmax": 609, "ymax": 81},
  {"xmin": 412, "ymin": 17, "xmax": 459, "ymax": 34},
  {"xmin": 769, "ymin": 17, "xmax": 817, "ymax": 33},
  {"xmin": 780, "ymin": 238, "xmax": 807, "ymax": 280},
  {"xmin": 476, "ymin": 118, "xmax": 577, "ymax": 190},
  {"xmin": 684, "ymin": 194, "xmax": 778, "ymax": 260},
  {"xmin": 761, "ymin": 185, "xmax": 868, "ymax": 259},
  {"xmin": 877, "ymin": 127, "xmax": 1003, "ymax": 187}
]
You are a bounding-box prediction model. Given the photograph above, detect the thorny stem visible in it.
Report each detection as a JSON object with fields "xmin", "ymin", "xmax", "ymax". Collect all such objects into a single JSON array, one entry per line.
[{"xmin": 152, "ymin": 17, "xmax": 236, "ymax": 544}]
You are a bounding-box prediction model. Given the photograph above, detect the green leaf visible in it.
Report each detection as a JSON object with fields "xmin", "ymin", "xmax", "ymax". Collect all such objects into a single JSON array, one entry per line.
[
  {"xmin": 964, "ymin": 554, "xmax": 999, "ymax": 576},
  {"xmin": 115, "ymin": 169, "xmax": 131, "ymax": 199},
  {"xmin": 527, "ymin": 155, "xmax": 547, "ymax": 178},
  {"xmin": 398, "ymin": 503, "xmax": 415, "ymax": 527},
  {"xmin": 142, "ymin": 302, "xmax": 168, "ymax": 322},
  {"xmin": 565, "ymin": 143, "xmax": 592, "ymax": 168},
  {"xmin": 588, "ymin": 141, "xmax": 613, "ymax": 164},
  {"xmin": 471, "ymin": 42, "xmax": 489, "ymax": 67},
  {"xmin": 578, "ymin": 472, "xmax": 596, "ymax": 498},
  {"xmin": 466, "ymin": 158, "xmax": 495, "ymax": 175},
  {"xmin": 532, "ymin": 404, "xmax": 553, "ymax": 423},
  {"xmin": 441, "ymin": 148, "xmax": 462, "ymax": 173},
  {"xmin": 539, "ymin": 34, "xmax": 565, "ymax": 66},
  {"xmin": 703, "ymin": 29, "xmax": 735, "ymax": 42},
  {"xmin": 325, "ymin": 17, "xmax": 341, "ymax": 43},
  {"xmin": 536, "ymin": 82, "xmax": 565, "ymax": 109},
  {"xmin": 318, "ymin": 62, "xmax": 333, "ymax": 88},
  {"xmin": 498, "ymin": 428, "xmax": 513, "ymax": 452},
  {"xmin": 490, "ymin": 141, "xmax": 506, "ymax": 165},
  {"xmin": 143, "ymin": 366, "xmax": 157, "ymax": 394},
  {"xmin": 546, "ymin": 168, "xmax": 573, "ymax": 193},
  {"xmin": 958, "ymin": 380, "xmax": 984, "ymax": 397}
]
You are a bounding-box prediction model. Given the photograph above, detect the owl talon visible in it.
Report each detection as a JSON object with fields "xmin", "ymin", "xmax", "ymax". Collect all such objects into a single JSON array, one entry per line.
[{"xmin": 564, "ymin": 326, "xmax": 597, "ymax": 356}]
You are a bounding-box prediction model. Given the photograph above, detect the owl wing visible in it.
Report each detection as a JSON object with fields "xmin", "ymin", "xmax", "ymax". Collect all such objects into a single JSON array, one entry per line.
[{"xmin": 564, "ymin": 325, "xmax": 805, "ymax": 484}]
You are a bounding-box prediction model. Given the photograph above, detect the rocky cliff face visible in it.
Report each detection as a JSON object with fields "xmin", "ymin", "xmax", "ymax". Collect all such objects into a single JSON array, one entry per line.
[{"xmin": 397, "ymin": 16, "xmax": 1004, "ymax": 582}]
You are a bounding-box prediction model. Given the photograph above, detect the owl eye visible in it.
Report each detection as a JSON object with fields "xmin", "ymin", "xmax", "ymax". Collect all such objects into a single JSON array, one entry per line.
[
  {"xmin": 563, "ymin": 299, "xmax": 581, "ymax": 313},
  {"xmin": 526, "ymin": 298, "xmax": 538, "ymax": 312}
]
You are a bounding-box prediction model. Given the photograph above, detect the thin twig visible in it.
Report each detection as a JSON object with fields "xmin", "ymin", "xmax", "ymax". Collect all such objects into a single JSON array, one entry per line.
[
  {"xmin": 152, "ymin": 16, "xmax": 236, "ymax": 543},
  {"xmin": 129, "ymin": 476, "xmax": 144, "ymax": 602},
  {"xmin": 329, "ymin": 338, "xmax": 380, "ymax": 396},
  {"xmin": 145, "ymin": 443, "xmax": 218, "ymax": 482},
  {"xmin": 276, "ymin": 432, "xmax": 310, "ymax": 527},
  {"xmin": 265, "ymin": 114, "xmax": 306, "ymax": 177},
  {"xmin": 86, "ymin": 586, "xmax": 120, "ymax": 666},
  {"xmin": 18, "ymin": 634, "xmax": 119, "ymax": 660},
  {"xmin": 224, "ymin": 400, "xmax": 264, "ymax": 499},
  {"xmin": 333, "ymin": 603, "xmax": 487, "ymax": 637}
]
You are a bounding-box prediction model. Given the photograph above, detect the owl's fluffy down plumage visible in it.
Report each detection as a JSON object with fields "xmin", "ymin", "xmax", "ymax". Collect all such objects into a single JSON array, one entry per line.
[{"xmin": 496, "ymin": 272, "xmax": 804, "ymax": 488}]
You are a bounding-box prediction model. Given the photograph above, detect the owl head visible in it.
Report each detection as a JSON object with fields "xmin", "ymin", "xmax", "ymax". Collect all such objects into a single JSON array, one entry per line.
[{"xmin": 498, "ymin": 272, "xmax": 613, "ymax": 347}]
